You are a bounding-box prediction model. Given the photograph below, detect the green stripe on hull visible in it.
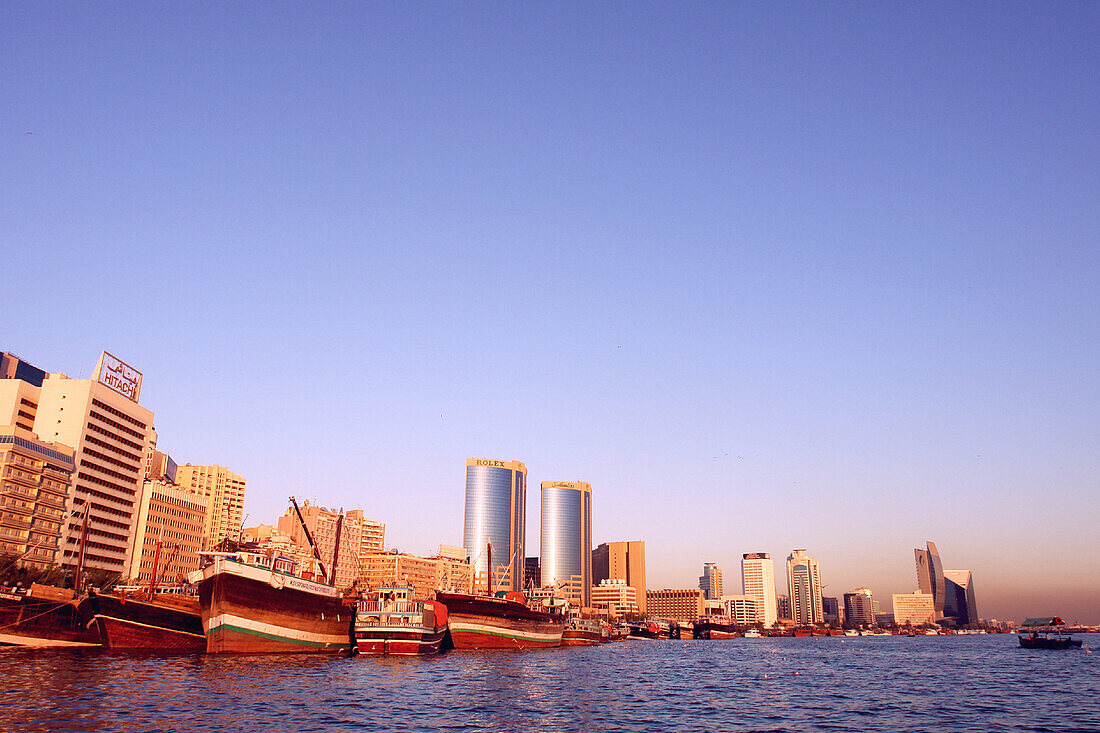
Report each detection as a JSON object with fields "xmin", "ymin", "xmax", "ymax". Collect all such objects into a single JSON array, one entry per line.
[
  {"xmin": 209, "ymin": 623, "xmax": 347, "ymax": 649},
  {"xmin": 451, "ymin": 626, "xmax": 559, "ymax": 644}
]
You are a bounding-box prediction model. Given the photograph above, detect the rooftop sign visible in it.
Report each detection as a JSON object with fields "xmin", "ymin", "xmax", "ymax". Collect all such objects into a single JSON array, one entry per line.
[{"xmin": 94, "ymin": 351, "xmax": 143, "ymax": 403}]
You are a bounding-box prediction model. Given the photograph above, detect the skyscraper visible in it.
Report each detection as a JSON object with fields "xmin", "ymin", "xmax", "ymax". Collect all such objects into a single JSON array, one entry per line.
[
  {"xmin": 699, "ymin": 562, "xmax": 723, "ymax": 600},
  {"xmin": 592, "ymin": 540, "xmax": 647, "ymax": 613},
  {"xmin": 843, "ymin": 587, "xmax": 875, "ymax": 626},
  {"xmin": 741, "ymin": 553, "xmax": 778, "ymax": 627},
  {"xmin": 786, "ymin": 549, "xmax": 824, "ymax": 625},
  {"xmin": 464, "ymin": 458, "xmax": 526, "ymax": 593},
  {"xmin": 175, "ymin": 464, "xmax": 246, "ymax": 550},
  {"xmin": 943, "ymin": 569, "xmax": 978, "ymax": 626},
  {"xmin": 540, "ymin": 480, "xmax": 592, "ymax": 607},
  {"xmin": 914, "ymin": 541, "xmax": 946, "ymax": 619}
]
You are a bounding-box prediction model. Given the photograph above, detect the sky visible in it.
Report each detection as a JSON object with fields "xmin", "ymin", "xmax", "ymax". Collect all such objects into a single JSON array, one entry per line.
[{"xmin": 3, "ymin": 2, "xmax": 1098, "ymax": 623}]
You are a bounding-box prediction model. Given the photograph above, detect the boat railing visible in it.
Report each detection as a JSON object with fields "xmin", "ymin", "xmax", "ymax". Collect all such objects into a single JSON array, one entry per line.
[{"xmin": 356, "ymin": 599, "xmax": 422, "ymax": 614}]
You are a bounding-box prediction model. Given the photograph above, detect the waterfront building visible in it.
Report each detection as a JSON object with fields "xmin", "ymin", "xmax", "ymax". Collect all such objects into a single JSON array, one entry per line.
[
  {"xmin": 277, "ymin": 502, "xmax": 373, "ymax": 589},
  {"xmin": 699, "ymin": 562, "xmax": 723, "ymax": 600},
  {"xmin": 843, "ymin": 587, "xmax": 875, "ymax": 626},
  {"xmin": 464, "ymin": 458, "xmax": 527, "ymax": 593},
  {"xmin": 438, "ymin": 544, "xmax": 466, "ymax": 561},
  {"xmin": 943, "ymin": 569, "xmax": 978, "ymax": 626},
  {"xmin": 3, "ymin": 352, "xmax": 156, "ymax": 575},
  {"xmin": 786, "ymin": 549, "xmax": 824, "ymax": 625},
  {"xmin": 822, "ymin": 596, "xmax": 842, "ymax": 625},
  {"xmin": 124, "ymin": 475, "xmax": 207, "ymax": 583},
  {"xmin": 593, "ymin": 540, "xmax": 647, "ymax": 613},
  {"xmin": 175, "ymin": 464, "xmax": 246, "ymax": 551},
  {"xmin": 893, "ymin": 591, "xmax": 936, "ymax": 626},
  {"xmin": 360, "ymin": 550, "xmax": 473, "ymax": 598},
  {"xmin": 741, "ymin": 552, "xmax": 778, "ymax": 627},
  {"xmin": 591, "ymin": 578, "xmax": 639, "ymax": 619},
  {"xmin": 353, "ymin": 511, "xmax": 386, "ymax": 555},
  {"xmin": 646, "ymin": 588, "xmax": 705, "ymax": 623},
  {"xmin": 721, "ymin": 594, "xmax": 759, "ymax": 626},
  {"xmin": 540, "ymin": 480, "xmax": 592, "ymax": 607},
  {"xmin": 776, "ymin": 593, "xmax": 791, "ymax": 621},
  {"xmin": 914, "ymin": 541, "xmax": 946, "ymax": 620},
  {"xmin": 0, "ymin": 424, "xmax": 74, "ymax": 570},
  {"xmin": 524, "ymin": 556, "xmax": 541, "ymax": 589}
]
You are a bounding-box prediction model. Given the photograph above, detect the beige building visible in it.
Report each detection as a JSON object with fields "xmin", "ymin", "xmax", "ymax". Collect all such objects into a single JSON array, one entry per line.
[
  {"xmin": 893, "ymin": 591, "xmax": 937, "ymax": 626},
  {"xmin": 721, "ymin": 595, "xmax": 760, "ymax": 626},
  {"xmin": 277, "ymin": 503, "xmax": 363, "ymax": 588},
  {"xmin": 4, "ymin": 353, "xmax": 156, "ymax": 575},
  {"xmin": 646, "ymin": 588, "xmax": 705, "ymax": 623},
  {"xmin": 125, "ymin": 478, "xmax": 207, "ymax": 584},
  {"xmin": 0, "ymin": 425, "xmax": 74, "ymax": 570},
  {"xmin": 347, "ymin": 509, "xmax": 385, "ymax": 555},
  {"xmin": 360, "ymin": 550, "xmax": 473, "ymax": 599},
  {"xmin": 176, "ymin": 464, "xmax": 246, "ymax": 550},
  {"xmin": 592, "ymin": 540, "xmax": 647, "ymax": 613},
  {"xmin": 591, "ymin": 578, "xmax": 639, "ymax": 619}
]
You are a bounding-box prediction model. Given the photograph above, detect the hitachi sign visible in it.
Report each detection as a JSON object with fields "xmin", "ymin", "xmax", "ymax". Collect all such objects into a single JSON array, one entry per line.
[{"xmin": 95, "ymin": 351, "xmax": 143, "ymax": 403}]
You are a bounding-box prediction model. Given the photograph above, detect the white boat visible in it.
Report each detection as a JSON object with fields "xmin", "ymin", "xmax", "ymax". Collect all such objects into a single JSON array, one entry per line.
[{"xmin": 743, "ymin": 629, "xmax": 763, "ymax": 638}]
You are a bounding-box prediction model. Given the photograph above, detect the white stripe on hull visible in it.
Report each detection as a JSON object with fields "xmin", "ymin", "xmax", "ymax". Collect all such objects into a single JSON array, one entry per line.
[
  {"xmin": 94, "ymin": 615, "xmax": 205, "ymax": 639},
  {"xmin": 448, "ymin": 619, "xmax": 562, "ymax": 642},
  {"xmin": 206, "ymin": 612, "xmax": 350, "ymax": 646}
]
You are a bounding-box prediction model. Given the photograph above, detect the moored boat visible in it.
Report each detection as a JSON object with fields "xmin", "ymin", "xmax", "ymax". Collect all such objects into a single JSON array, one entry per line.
[
  {"xmin": 81, "ymin": 587, "xmax": 203, "ymax": 651},
  {"xmin": 694, "ymin": 617, "xmax": 738, "ymax": 640},
  {"xmin": 626, "ymin": 620, "xmax": 661, "ymax": 639},
  {"xmin": 354, "ymin": 586, "xmax": 448, "ymax": 655},
  {"xmin": 0, "ymin": 583, "xmax": 97, "ymax": 647},
  {"xmin": 743, "ymin": 628, "xmax": 763, "ymax": 638},
  {"xmin": 436, "ymin": 590, "xmax": 564, "ymax": 650},
  {"xmin": 561, "ymin": 616, "xmax": 602, "ymax": 646}
]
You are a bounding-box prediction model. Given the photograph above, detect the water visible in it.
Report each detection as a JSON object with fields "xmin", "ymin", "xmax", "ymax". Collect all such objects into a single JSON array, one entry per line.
[{"xmin": 3, "ymin": 635, "xmax": 1099, "ymax": 732}]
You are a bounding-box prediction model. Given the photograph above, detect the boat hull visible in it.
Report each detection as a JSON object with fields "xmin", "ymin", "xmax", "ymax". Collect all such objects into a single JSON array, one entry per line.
[
  {"xmin": 437, "ymin": 592, "xmax": 563, "ymax": 650},
  {"xmin": 0, "ymin": 589, "xmax": 98, "ymax": 646},
  {"xmin": 83, "ymin": 593, "xmax": 204, "ymax": 651},
  {"xmin": 356, "ymin": 627, "xmax": 447, "ymax": 655},
  {"xmin": 355, "ymin": 599, "xmax": 448, "ymax": 655},
  {"xmin": 198, "ymin": 557, "xmax": 351, "ymax": 654},
  {"xmin": 1018, "ymin": 635, "xmax": 1082, "ymax": 649},
  {"xmin": 561, "ymin": 620, "xmax": 602, "ymax": 646}
]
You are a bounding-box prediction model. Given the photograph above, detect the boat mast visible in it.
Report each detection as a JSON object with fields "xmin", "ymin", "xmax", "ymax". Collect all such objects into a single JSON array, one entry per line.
[
  {"xmin": 288, "ymin": 496, "xmax": 328, "ymax": 582},
  {"xmin": 73, "ymin": 502, "xmax": 90, "ymax": 592},
  {"xmin": 148, "ymin": 527, "xmax": 164, "ymax": 594}
]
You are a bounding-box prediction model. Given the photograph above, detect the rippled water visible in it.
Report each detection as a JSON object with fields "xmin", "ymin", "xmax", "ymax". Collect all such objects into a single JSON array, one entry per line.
[{"xmin": 3, "ymin": 635, "xmax": 1098, "ymax": 732}]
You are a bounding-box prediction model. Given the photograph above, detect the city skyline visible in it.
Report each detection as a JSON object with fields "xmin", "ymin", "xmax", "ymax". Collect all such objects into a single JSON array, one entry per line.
[{"xmin": 4, "ymin": 4, "xmax": 1097, "ymax": 623}]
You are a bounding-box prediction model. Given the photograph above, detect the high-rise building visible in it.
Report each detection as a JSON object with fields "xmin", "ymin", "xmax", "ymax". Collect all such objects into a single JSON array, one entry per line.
[
  {"xmin": 347, "ymin": 510, "xmax": 386, "ymax": 557},
  {"xmin": 0, "ymin": 424, "xmax": 74, "ymax": 570},
  {"xmin": 914, "ymin": 541, "xmax": 946, "ymax": 620},
  {"xmin": 786, "ymin": 549, "xmax": 824, "ymax": 625},
  {"xmin": 540, "ymin": 480, "xmax": 592, "ymax": 607},
  {"xmin": 125, "ymin": 476, "xmax": 207, "ymax": 583},
  {"xmin": 893, "ymin": 591, "xmax": 936, "ymax": 626},
  {"xmin": 592, "ymin": 540, "xmax": 647, "ymax": 613},
  {"xmin": 591, "ymin": 578, "xmax": 639, "ymax": 619},
  {"xmin": 646, "ymin": 588, "xmax": 705, "ymax": 623},
  {"xmin": 776, "ymin": 593, "xmax": 791, "ymax": 620},
  {"xmin": 843, "ymin": 587, "xmax": 875, "ymax": 626},
  {"xmin": 699, "ymin": 562, "xmax": 723, "ymax": 600},
  {"xmin": 464, "ymin": 458, "xmax": 527, "ymax": 593},
  {"xmin": 741, "ymin": 553, "xmax": 778, "ymax": 627},
  {"xmin": 524, "ymin": 556, "xmax": 541, "ymax": 589},
  {"xmin": 277, "ymin": 502, "xmax": 376, "ymax": 589},
  {"xmin": 7, "ymin": 353, "xmax": 156, "ymax": 575},
  {"xmin": 943, "ymin": 569, "xmax": 978, "ymax": 626},
  {"xmin": 176, "ymin": 464, "xmax": 246, "ymax": 551}
]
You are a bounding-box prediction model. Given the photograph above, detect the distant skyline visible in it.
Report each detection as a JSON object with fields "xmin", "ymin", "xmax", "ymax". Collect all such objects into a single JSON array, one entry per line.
[{"xmin": 4, "ymin": 3, "xmax": 1097, "ymax": 623}]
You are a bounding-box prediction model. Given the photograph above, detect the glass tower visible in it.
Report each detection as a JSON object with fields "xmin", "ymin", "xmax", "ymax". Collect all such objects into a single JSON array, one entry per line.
[
  {"xmin": 540, "ymin": 481, "xmax": 592, "ymax": 607},
  {"xmin": 914, "ymin": 541, "xmax": 946, "ymax": 619},
  {"xmin": 464, "ymin": 458, "xmax": 526, "ymax": 593},
  {"xmin": 786, "ymin": 549, "xmax": 824, "ymax": 625}
]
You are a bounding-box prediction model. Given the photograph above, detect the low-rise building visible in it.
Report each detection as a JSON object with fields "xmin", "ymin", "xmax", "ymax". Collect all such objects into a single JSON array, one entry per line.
[
  {"xmin": 893, "ymin": 591, "xmax": 936, "ymax": 626},
  {"xmin": 721, "ymin": 594, "xmax": 760, "ymax": 626},
  {"xmin": 646, "ymin": 588, "xmax": 705, "ymax": 623},
  {"xmin": 592, "ymin": 578, "xmax": 639, "ymax": 619}
]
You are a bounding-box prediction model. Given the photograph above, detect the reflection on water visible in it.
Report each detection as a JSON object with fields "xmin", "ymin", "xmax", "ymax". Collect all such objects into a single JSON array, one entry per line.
[{"xmin": 2, "ymin": 636, "xmax": 1098, "ymax": 732}]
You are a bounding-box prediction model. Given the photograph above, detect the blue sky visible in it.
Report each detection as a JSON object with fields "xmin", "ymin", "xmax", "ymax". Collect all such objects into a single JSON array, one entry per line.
[{"xmin": 4, "ymin": 2, "xmax": 1098, "ymax": 622}]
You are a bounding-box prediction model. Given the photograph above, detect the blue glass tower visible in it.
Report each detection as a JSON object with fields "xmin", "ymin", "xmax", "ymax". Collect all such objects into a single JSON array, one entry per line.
[
  {"xmin": 540, "ymin": 481, "xmax": 592, "ymax": 607},
  {"xmin": 464, "ymin": 459, "xmax": 526, "ymax": 593}
]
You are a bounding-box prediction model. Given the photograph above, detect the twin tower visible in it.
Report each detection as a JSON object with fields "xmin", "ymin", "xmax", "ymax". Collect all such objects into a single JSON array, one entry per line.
[{"xmin": 462, "ymin": 458, "xmax": 592, "ymax": 605}]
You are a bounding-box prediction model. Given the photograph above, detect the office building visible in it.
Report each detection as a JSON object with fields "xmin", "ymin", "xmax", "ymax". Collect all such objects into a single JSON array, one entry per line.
[
  {"xmin": 352, "ymin": 511, "xmax": 386, "ymax": 555},
  {"xmin": 0, "ymin": 425, "xmax": 74, "ymax": 570},
  {"xmin": 776, "ymin": 594, "xmax": 791, "ymax": 620},
  {"xmin": 592, "ymin": 540, "xmax": 647, "ymax": 613},
  {"xmin": 360, "ymin": 550, "xmax": 473, "ymax": 598},
  {"xmin": 646, "ymin": 588, "xmax": 705, "ymax": 623},
  {"xmin": 843, "ymin": 587, "xmax": 875, "ymax": 626},
  {"xmin": 540, "ymin": 480, "xmax": 592, "ymax": 607},
  {"xmin": 464, "ymin": 458, "xmax": 527, "ymax": 593},
  {"xmin": 721, "ymin": 595, "xmax": 759, "ymax": 626},
  {"xmin": 943, "ymin": 569, "xmax": 978, "ymax": 626},
  {"xmin": 893, "ymin": 591, "xmax": 936, "ymax": 626},
  {"xmin": 741, "ymin": 552, "xmax": 778, "ymax": 627},
  {"xmin": 591, "ymin": 578, "xmax": 639, "ymax": 619},
  {"xmin": 823, "ymin": 596, "xmax": 842, "ymax": 625},
  {"xmin": 125, "ymin": 475, "xmax": 207, "ymax": 583},
  {"xmin": 524, "ymin": 556, "xmax": 541, "ymax": 589},
  {"xmin": 914, "ymin": 541, "xmax": 946, "ymax": 619},
  {"xmin": 176, "ymin": 464, "xmax": 246, "ymax": 551},
  {"xmin": 786, "ymin": 549, "xmax": 824, "ymax": 625},
  {"xmin": 277, "ymin": 502, "xmax": 379, "ymax": 589},
  {"xmin": 699, "ymin": 562, "xmax": 723, "ymax": 600},
  {"xmin": 438, "ymin": 544, "xmax": 466, "ymax": 561},
  {"xmin": 5, "ymin": 352, "xmax": 156, "ymax": 575}
]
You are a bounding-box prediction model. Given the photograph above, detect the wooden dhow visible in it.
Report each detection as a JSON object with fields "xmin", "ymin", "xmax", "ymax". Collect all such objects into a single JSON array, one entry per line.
[
  {"xmin": 354, "ymin": 586, "xmax": 448, "ymax": 655},
  {"xmin": 81, "ymin": 588, "xmax": 204, "ymax": 651},
  {"xmin": 437, "ymin": 590, "xmax": 564, "ymax": 650}
]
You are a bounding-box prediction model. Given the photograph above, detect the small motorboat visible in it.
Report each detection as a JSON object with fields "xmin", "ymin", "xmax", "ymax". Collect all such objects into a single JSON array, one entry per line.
[{"xmin": 1018, "ymin": 617, "xmax": 1082, "ymax": 649}]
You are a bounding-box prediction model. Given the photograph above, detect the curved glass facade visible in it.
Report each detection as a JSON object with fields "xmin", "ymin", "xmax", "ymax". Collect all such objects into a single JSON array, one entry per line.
[
  {"xmin": 464, "ymin": 460, "xmax": 526, "ymax": 592},
  {"xmin": 540, "ymin": 481, "xmax": 592, "ymax": 607}
]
